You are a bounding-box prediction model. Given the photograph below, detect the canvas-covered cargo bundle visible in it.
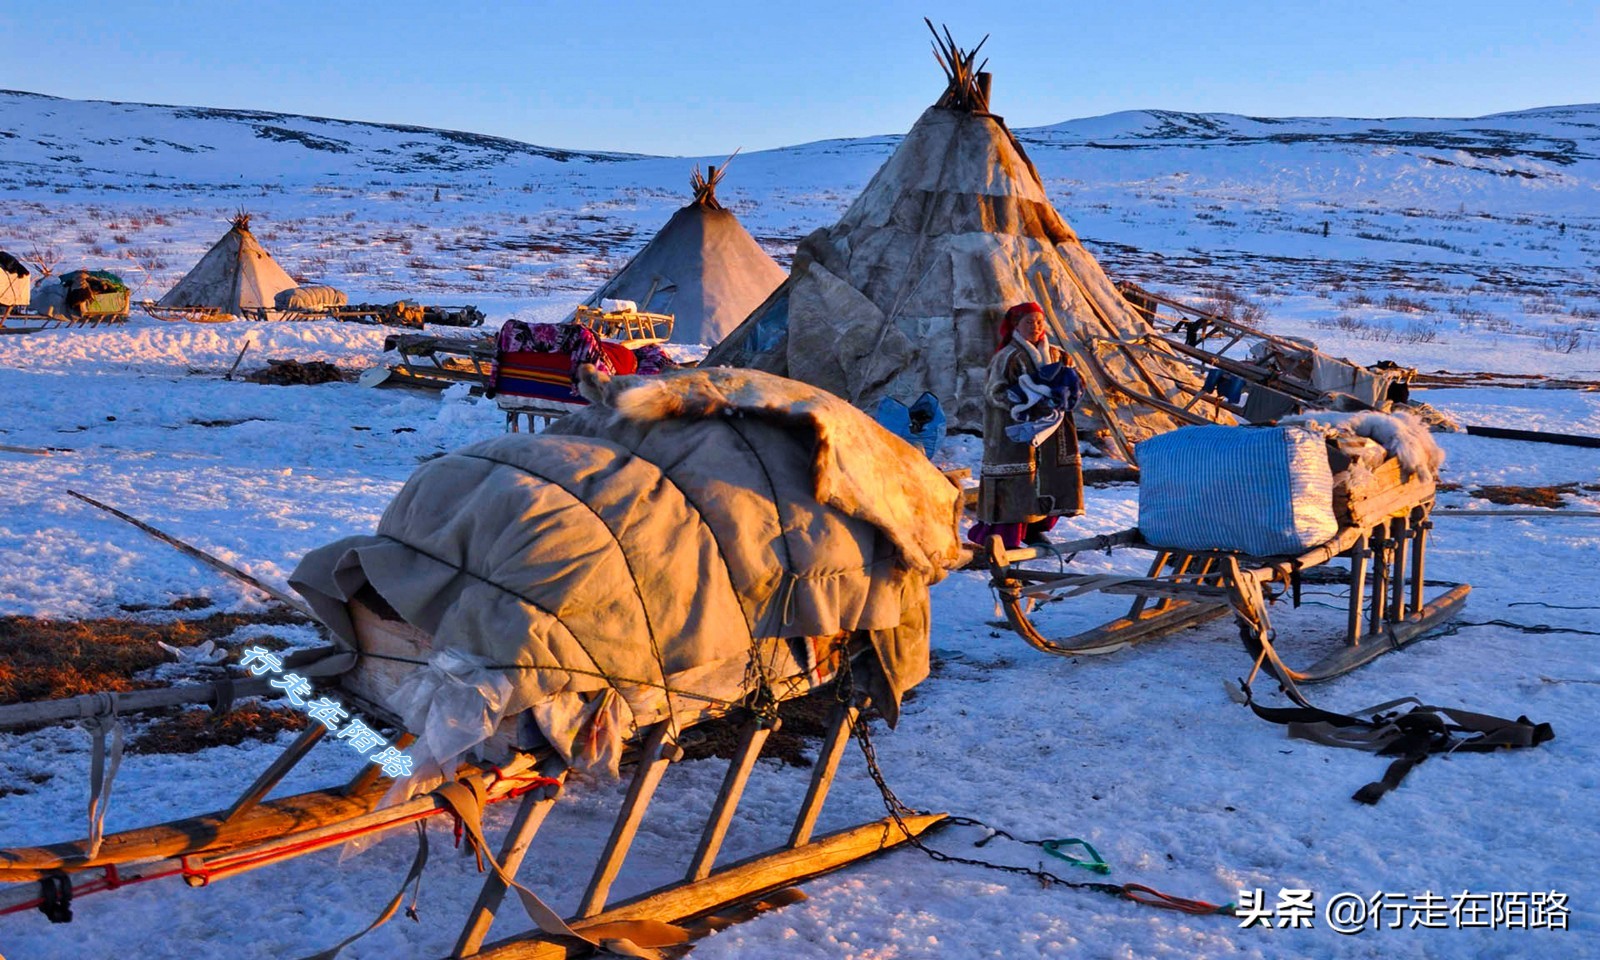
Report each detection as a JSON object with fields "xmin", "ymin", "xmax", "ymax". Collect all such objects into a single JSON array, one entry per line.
[
  {"xmin": 274, "ymin": 283, "xmax": 348, "ymax": 311},
  {"xmin": 1239, "ymin": 336, "xmax": 1412, "ymax": 421},
  {"xmin": 291, "ymin": 367, "xmax": 962, "ymax": 782},
  {"xmin": 58, "ymin": 269, "xmax": 131, "ymax": 317}
]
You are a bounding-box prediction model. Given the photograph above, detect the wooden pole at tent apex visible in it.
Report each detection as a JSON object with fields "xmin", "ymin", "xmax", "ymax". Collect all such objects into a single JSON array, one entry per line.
[{"xmin": 691, "ymin": 148, "xmax": 740, "ymax": 209}]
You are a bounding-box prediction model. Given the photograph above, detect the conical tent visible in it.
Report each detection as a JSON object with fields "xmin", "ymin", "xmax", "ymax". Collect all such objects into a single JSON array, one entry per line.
[
  {"xmin": 159, "ymin": 213, "xmax": 297, "ymax": 316},
  {"xmin": 581, "ymin": 159, "xmax": 786, "ymax": 348},
  {"xmin": 705, "ymin": 28, "xmax": 1216, "ymax": 458}
]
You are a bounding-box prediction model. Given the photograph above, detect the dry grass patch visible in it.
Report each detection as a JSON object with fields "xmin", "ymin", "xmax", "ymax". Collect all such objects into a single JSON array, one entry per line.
[
  {"xmin": 130, "ymin": 704, "xmax": 309, "ymax": 755},
  {"xmin": 1468, "ymin": 483, "xmax": 1585, "ymax": 509},
  {"xmin": 0, "ymin": 603, "xmax": 313, "ymax": 705}
]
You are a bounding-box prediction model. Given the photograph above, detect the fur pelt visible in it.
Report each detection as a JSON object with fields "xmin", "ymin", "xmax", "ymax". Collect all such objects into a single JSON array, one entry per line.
[
  {"xmin": 576, "ymin": 364, "xmax": 963, "ymax": 579},
  {"xmin": 1282, "ymin": 408, "xmax": 1445, "ymax": 481}
]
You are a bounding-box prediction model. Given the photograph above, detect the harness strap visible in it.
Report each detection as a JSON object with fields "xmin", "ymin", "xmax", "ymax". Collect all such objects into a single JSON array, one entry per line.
[
  {"xmin": 83, "ymin": 695, "xmax": 124, "ymax": 860},
  {"xmin": 1238, "ymin": 682, "xmax": 1553, "ymax": 804},
  {"xmin": 297, "ymin": 822, "xmax": 430, "ymax": 960},
  {"xmin": 1354, "ymin": 726, "xmax": 1449, "ymax": 805}
]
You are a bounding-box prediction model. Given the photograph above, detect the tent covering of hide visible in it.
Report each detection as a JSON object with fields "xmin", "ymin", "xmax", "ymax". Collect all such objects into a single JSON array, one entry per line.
[
  {"xmin": 290, "ymin": 367, "xmax": 962, "ymax": 779},
  {"xmin": 159, "ymin": 212, "xmax": 297, "ymax": 316},
  {"xmin": 704, "ymin": 26, "xmax": 1214, "ymax": 457},
  {"xmin": 580, "ymin": 158, "xmax": 786, "ymax": 348}
]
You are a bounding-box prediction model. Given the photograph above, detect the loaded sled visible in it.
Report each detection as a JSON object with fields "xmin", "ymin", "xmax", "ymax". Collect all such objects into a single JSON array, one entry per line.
[
  {"xmin": 1113, "ymin": 281, "xmax": 1415, "ymax": 424},
  {"xmin": 488, "ymin": 319, "xmax": 674, "ymax": 432},
  {"xmin": 0, "ymin": 368, "xmax": 963, "ymax": 957},
  {"xmin": 988, "ymin": 414, "xmax": 1467, "ymax": 706},
  {"xmin": 4, "ymin": 269, "xmax": 132, "ymax": 332}
]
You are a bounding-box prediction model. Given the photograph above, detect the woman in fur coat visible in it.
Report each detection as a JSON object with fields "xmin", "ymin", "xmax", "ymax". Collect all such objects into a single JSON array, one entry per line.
[{"xmin": 974, "ymin": 301, "xmax": 1084, "ymax": 549}]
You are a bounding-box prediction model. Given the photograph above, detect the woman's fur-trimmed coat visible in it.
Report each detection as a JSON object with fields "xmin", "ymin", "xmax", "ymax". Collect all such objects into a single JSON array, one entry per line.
[{"xmin": 978, "ymin": 339, "xmax": 1084, "ymax": 524}]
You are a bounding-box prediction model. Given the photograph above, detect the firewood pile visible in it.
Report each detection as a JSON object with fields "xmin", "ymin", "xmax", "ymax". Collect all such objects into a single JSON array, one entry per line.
[{"xmin": 245, "ymin": 359, "xmax": 349, "ymax": 385}]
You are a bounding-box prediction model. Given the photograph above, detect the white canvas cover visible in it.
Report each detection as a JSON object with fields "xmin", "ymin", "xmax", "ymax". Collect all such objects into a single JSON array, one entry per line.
[
  {"xmin": 705, "ymin": 92, "xmax": 1217, "ymax": 455},
  {"xmin": 290, "ymin": 367, "xmax": 962, "ymax": 778},
  {"xmin": 581, "ymin": 172, "xmax": 786, "ymax": 348},
  {"xmin": 275, "ymin": 284, "xmax": 347, "ymax": 311},
  {"xmin": 159, "ymin": 214, "xmax": 297, "ymax": 316}
]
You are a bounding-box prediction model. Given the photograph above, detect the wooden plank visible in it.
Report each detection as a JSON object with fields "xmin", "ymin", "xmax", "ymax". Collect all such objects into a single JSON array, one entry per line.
[
  {"xmin": 1389, "ymin": 516, "xmax": 1411, "ymax": 621},
  {"xmin": 686, "ymin": 720, "xmax": 773, "ymax": 882},
  {"xmin": 1347, "ymin": 534, "xmax": 1369, "ymax": 646},
  {"xmin": 788, "ymin": 702, "xmax": 859, "ymax": 848},
  {"xmin": 1148, "ymin": 552, "xmax": 1196, "ymax": 616},
  {"xmin": 1019, "ymin": 577, "xmax": 1231, "ymax": 603},
  {"xmin": 343, "ymin": 732, "xmax": 417, "ymax": 797},
  {"xmin": 224, "ymin": 724, "xmax": 327, "ymax": 823},
  {"xmin": 1127, "ymin": 551, "xmax": 1171, "ymax": 619},
  {"xmin": 1039, "ymin": 602, "xmax": 1230, "ymax": 655},
  {"xmin": 1369, "ymin": 526, "xmax": 1390, "ymax": 637},
  {"xmin": 576, "ymin": 722, "xmax": 676, "ymax": 918},
  {"xmin": 0, "ymin": 753, "xmax": 533, "ymax": 880},
  {"xmin": 1296, "ymin": 585, "xmax": 1471, "ymax": 683},
  {"xmin": 465, "ymin": 814, "xmax": 946, "ymax": 960},
  {"xmin": 0, "ymin": 663, "xmax": 325, "ymax": 729},
  {"xmin": 1410, "ymin": 518, "xmax": 1429, "ymax": 614},
  {"xmin": 453, "ymin": 761, "xmax": 569, "ymax": 958}
]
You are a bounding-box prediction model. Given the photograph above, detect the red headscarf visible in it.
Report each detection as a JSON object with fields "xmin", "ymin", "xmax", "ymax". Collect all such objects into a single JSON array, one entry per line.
[{"xmin": 997, "ymin": 301, "xmax": 1045, "ymax": 350}]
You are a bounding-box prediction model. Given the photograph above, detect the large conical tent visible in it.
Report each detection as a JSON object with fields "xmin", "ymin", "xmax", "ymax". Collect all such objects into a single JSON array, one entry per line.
[
  {"xmin": 159, "ymin": 213, "xmax": 297, "ymax": 316},
  {"xmin": 705, "ymin": 26, "xmax": 1217, "ymax": 458},
  {"xmin": 581, "ymin": 157, "xmax": 786, "ymax": 347}
]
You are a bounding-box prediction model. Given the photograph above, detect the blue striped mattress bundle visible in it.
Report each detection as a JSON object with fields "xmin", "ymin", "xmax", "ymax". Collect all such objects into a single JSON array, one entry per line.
[{"xmin": 1137, "ymin": 424, "xmax": 1341, "ymax": 557}]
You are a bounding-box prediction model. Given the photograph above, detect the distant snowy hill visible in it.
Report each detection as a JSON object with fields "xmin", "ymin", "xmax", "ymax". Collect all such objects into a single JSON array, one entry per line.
[
  {"xmin": 6, "ymin": 89, "xmax": 1597, "ymax": 210},
  {"xmin": 1019, "ymin": 105, "xmax": 1600, "ymax": 216},
  {"xmin": 2, "ymin": 90, "xmax": 1597, "ymax": 357},
  {"xmin": 0, "ymin": 89, "xmax": 638, "ymax": 186}
]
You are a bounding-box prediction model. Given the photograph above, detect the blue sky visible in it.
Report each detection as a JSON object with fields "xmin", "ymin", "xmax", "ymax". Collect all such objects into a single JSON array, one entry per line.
[{"xmin": 2, "ymin": 1, "xmax": 1597, "ymax": 156}]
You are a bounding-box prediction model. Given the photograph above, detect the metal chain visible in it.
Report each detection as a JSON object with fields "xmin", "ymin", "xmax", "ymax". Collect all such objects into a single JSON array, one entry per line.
[{"xmin": 838, "ymin": 660, "xmax": 1124, "ymax": 897}]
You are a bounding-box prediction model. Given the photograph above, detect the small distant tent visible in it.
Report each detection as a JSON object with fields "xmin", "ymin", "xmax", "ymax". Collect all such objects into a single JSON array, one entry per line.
[
  {"xmin": 159, "ymin": 213, "xmax": 297, "ymax": 317},
  {"xmin": 579, "ymin": 158, "xmax": 786, "ymax": 348},
  {"xmin": 705, "ymin": 26, "xmax": 1218, "ymax": 458},
  {"xmin": 0, "ymin": 252, "xmax": 29, "ymax": 309}
]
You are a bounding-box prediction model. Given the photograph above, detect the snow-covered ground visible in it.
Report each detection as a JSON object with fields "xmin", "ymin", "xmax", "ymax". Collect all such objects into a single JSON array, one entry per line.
[{"xmin": 0, "ymin": 93, "xmax": 1597, "ymax": 959}]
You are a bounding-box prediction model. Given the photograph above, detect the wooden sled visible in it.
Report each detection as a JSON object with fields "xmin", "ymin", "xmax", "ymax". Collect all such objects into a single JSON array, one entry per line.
[
  {"xmin": 140, "ymin": 301, "xmax": 232, "ymax": 323},
  {"xmin": 371, "ymin": 332, "xmax": 497, "ymax": 391},
  {"xmin": 2, "ymin": 304, "xmax": 131, "ymax": 333},
  {"xmin": 1114, "ymin": 282, "xmax": 1415, "ymax": 422},
  {"xmin": 573, "ymin": 305, "xmax": 674, "ymax": 349},
  {"xmin": 0, "ymin": 597, "xmax": 938, "ymax": 957},
  {"xmin": 988, "ymin": 455, "xmax": 1469, "ymax": 706}
]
